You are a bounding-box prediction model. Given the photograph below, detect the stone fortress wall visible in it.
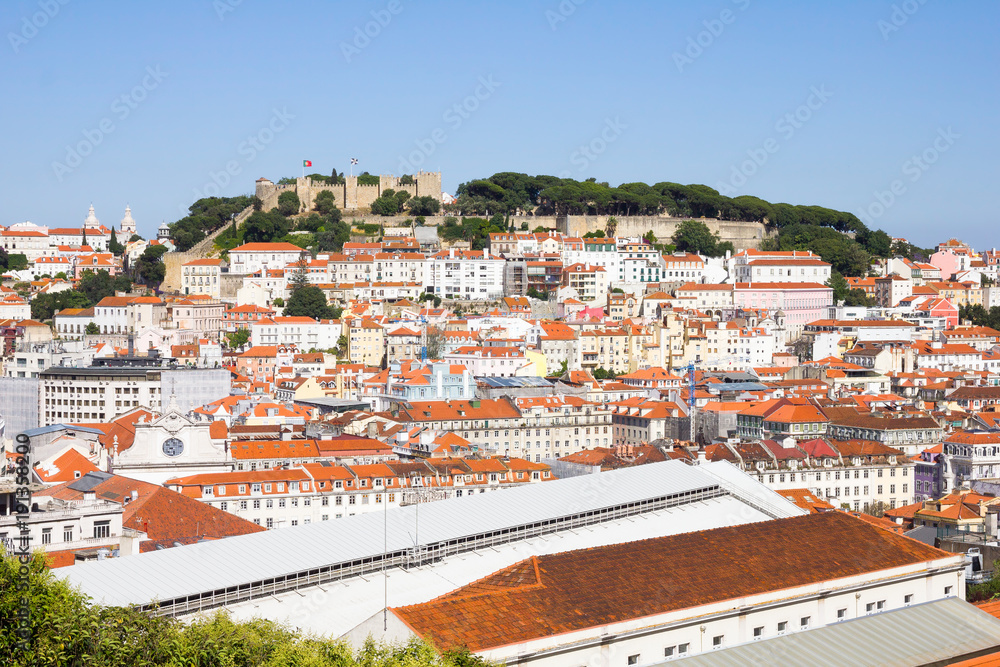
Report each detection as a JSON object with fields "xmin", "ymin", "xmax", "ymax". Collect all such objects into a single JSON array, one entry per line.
[
  {"xmin": 255, "ymin": 172, "xmax": 442, "ymax": 214},
  {"xmin": 561, "ymin": 216, "xmax": 774, "ymax": 252}
]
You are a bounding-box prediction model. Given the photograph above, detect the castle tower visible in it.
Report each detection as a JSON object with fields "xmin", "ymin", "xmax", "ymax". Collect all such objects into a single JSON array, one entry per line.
[
  {"xmin": 84, "ymin": 204, "xmax": 101, "ymax": 230},
  {"xmin": 120, "ymin": 205, "xmax": 136, "ymax": 237}
]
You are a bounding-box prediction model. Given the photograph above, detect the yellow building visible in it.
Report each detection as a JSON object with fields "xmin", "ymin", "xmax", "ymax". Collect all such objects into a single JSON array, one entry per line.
[{"xmin": 346, "ymin": 318, "xmax": 385, "ymax": 366}]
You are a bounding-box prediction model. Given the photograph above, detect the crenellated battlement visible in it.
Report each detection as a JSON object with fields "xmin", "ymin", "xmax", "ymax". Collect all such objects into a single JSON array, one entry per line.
[{"xmin": 256, "ymin": 171, "xmax": 442, "ymax": 214}]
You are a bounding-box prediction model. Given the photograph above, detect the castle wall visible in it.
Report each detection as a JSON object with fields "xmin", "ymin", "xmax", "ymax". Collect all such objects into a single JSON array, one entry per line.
[
  {"xmin": 560, "ymin": 216, "xmax": 772, "ymax": 251},
  {"xmin": 262, "ymin": 172, "xmax": 442, "ymax": 216}
]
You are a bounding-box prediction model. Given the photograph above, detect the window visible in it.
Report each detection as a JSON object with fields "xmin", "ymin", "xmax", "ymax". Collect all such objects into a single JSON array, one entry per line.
[
  {"xmin": 945, "ymin": 586, "xmax": 953, "ymax": 595},
  {"xmin": 904, "ymin": 594, "xmax": 913, "ymax": 605},
  {"xmin": 678, "ymin": 644, "xmax": 689, "ymax": 655},
  {"xmin": 41, "ymin": 528, "xmax": 51, "ymax": 545},
  {"xmin": 712, "ymin": 635, "xmax": 724, "ymax": 649},
  {"xmin": 800, "ymin": 616, "xmax": 810, "ymax": 629},
  {"xmin": 239, "ymin": 500, "xmax": 247, "ymax": 510},
  {"xmin": 664, "ymin": 646, "xmax": 675, "ymax": 657},
  {"xmin": 253, "ymin": 499, "xmax": 260, "ymax": 509},
  {"xmin": 627, "ymin": 655, "xmax": 640, "ymax": 666},
  {"xmin": 837, "ymin": 608, "xmax": 847, "ymax": 620},
  {"xmin": 220, "ymin": 502, "xmax": 228, "ymax": 511},
  {"xmin": 265, "ymin": 518, "xmax": 273, "ymax": 528},
  {"xmin": 93, "ymin": 520, "xmax": 110, "ymax": 539},
  {"xmin": 777, "ymin": 621, "xmax": 787, "ymax": 634},
  {"xmin": 866, "ymin": 602, "xmax": 876, "ymax": 614},
  {"xmin": 753, "ymin": 626, "xmax": 764, "ymax": 639}
]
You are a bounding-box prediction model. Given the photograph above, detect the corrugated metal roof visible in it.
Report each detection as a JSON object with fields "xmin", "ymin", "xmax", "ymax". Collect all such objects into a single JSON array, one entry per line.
[
  {"xmin": 61, "ymin": 461, "xmax": 801, "ymax": 608},
  {"xmin": 664, "ymin": 597, "xmax": 1000, "ymax": 667}
]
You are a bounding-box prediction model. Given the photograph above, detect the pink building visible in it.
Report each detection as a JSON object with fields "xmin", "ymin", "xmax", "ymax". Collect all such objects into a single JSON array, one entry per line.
[
  {"xmin": 929, "ymin": 250, "xmax": 962, "ymax": 281},
  {"xmin": 733, "ymin": 282, "xmax": 833, "ymax": 341}
]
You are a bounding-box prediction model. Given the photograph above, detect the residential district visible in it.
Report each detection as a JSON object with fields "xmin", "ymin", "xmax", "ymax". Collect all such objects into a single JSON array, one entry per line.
[{"xmin": 6, "ymin": 199, "xmax": 1000, "ymax": 664}]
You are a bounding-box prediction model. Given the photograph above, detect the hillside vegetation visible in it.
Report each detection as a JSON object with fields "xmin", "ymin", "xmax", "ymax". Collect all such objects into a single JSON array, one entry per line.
[
  {"xmin": 451, "ymin": 172, "xmax": 911, "ymax": 280},
  {"xmin": 0, "ymin": 550, "xmax": 491, "ymax": 666}
]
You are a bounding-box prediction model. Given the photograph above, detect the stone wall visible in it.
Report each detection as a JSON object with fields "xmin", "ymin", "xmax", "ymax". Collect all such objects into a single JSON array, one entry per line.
[
  {"xmin": 161, "ymin": 204, "xmax": 254, "ymax": 293},
  {"xmin": 559, "ymin": 216, "xmax": 772, "ymax": 251},
  {"xmin": 257, "ymin": 172, "xmax": 442, "ymax": 214}
]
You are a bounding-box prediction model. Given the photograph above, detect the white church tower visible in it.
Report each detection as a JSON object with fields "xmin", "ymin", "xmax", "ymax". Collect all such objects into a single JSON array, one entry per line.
[
  {"xmin": 83, "ymin": 204, "xmax": 101, "ymax": 230},
  {"xmin": 120, "ymin": 205, "xmax": 136, "ymax": 237}
]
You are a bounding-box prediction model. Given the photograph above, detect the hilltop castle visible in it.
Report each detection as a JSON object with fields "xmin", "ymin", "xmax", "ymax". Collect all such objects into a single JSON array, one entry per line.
[{"xmin": 254, "ymin": 172, "xmax": 442, "ymax": 213}]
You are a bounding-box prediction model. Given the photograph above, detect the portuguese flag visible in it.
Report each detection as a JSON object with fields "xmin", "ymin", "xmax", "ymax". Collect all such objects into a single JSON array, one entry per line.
[{"xmin": 303, "ymin": 160, "xmax": 312, "ymax": 167}]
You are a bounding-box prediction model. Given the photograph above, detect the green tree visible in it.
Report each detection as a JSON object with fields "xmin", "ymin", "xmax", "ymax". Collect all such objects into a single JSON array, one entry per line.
[
  {"xmin": 225, "ymin": 328, "xmax": 251, "ymax": 350},
  {"xmin": 289, "ymin": 258, "xmax": 310, "ymax": 291},
  {"xmin": 108, "ymin": 228, "xmax": 124, "ymax": 256},
  {"xmin": 113, "ymin": 274, "xmax": 132, "ymax": 293},
  {"xmin": 558, "ymin": 360, "xmax": 568, "ymax": 375},
  {"xmin": 277, "ymin": 190, "xmax": 301, "ymax": 216},
  {"xmin": 316, "ymin": 219, "xmax": 352, "ymax": 252},
  {"xmin": 31, "ymin": 290, "xmax": 91, "ymax": 321},
  {"xmin": 371, "ymin": 189, "xmax": 402, "ymax": 216},
  {"xmin": 408, "ymin": 196, "xmax": 440, "ymax": 216},
  {"xmin": 85, "ymin": 322, "xmax": 100, "ymax": 335},
  {"xmin": 827, "ymin": 271, "xmax": 850, "ymax": 304},
  {"xmin": 526, "ymin": 287, "xmax": 546, "ymax": 300},
  {"xmin": 671, "ymin": 220, "xmax": 727, "ymax": 256},
  {"xmin": 78, "ymin": 269, "xmax": 121, "ymax": 303},
  {"xmin": 5, "ymin": 253, "xmax": 28, "ymax": 272},
  {"xmin": 845, "ymin": 289, "xmax": 873, "ymax": 307},
  {"xmin": 134, "ymin": 245, "xmax": 168, "ymax": 285},
  {"xmin": 284, "ymin": 285, "xmax": 335, "ymax": 320},
  {"xmin": 0, "ymin": 549, "xmax": 494, "ymax": 667},
  {"xmin": 242, "ymin": 211, "xmax": 290, "ymax": 244},
  {"xmin": 313, "ymin": 190, "xmax": 340, "ymax": 217},
  {"xmin": 169, "ymin": 195, "xmax": 252, "ymax": 251}
]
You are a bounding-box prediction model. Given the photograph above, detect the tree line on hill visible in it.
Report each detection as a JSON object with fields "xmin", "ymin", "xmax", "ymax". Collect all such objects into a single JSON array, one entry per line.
[
  {"xmin": 0, "ymin": 550, "xmax": 491, "ymax": 666},
  {"xmin": 448, "ymin": 172, "xmax": 923, "ymax": 278}
]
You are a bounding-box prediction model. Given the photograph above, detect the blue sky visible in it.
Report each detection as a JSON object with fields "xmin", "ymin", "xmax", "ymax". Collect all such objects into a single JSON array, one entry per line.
[{"xmin": 3, "ymin": 0, "xmax": 997, "ymax": 248}]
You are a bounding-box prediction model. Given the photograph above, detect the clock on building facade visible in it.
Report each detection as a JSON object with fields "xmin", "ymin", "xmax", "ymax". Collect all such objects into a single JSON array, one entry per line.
[{"xmin": 161, "ymin": 437, "xmax": 184, "ymax": 457}]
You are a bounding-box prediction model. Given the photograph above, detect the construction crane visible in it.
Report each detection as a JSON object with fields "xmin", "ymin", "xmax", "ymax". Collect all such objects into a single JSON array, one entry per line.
[{"xmin": 682, "ymin": 353, "xmax": 751, "ymax": 444}]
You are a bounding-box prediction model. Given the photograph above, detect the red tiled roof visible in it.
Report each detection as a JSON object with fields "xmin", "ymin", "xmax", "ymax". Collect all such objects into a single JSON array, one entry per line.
[{"xmin": 392, "ymin": 513, "xmax": 949, "ymax": 652}]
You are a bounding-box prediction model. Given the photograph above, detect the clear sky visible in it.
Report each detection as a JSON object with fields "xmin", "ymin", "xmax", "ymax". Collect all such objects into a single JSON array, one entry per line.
[{"xmin": 3, "ymin": 0, "xmax": 997, "ymax": 247}]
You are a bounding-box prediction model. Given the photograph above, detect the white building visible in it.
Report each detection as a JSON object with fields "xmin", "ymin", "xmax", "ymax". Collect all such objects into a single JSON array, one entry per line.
[
  {"xmin": 425, "ymin": 248, "xmax": 505, "ymax": 300},
  {"xmin": 250, "ymin": 316, "xmax": 340, "ymax": 350},
  {"xmin": 229, "ymin": 242, "xmax": 306, "ymax": 275},
  {"xmin": 181, "ymin": 258, "xmax": 223, "ymax": 298}
]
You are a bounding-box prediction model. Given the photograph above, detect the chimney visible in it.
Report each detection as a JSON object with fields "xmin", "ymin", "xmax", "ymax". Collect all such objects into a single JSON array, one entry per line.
[
  {"xmin": 131, "ymin": 490, "xmax": 138, "ymax": 501},
  {"xmin": 367, "ymin": 421, "xmax": 377, "ymax": 438}
]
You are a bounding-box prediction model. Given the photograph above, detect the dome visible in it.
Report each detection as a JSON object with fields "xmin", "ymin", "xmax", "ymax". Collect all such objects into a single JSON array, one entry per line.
[
  {"xmin": 121, "ymin": 205, "xmax": 136, "ymax": 229},
  {"xmin": 84, "ymin": 204, "xmax": 100, "ymax": 228}
]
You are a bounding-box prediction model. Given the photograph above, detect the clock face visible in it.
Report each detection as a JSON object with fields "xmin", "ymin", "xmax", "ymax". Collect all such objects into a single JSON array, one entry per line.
[{"xmin": 162, "ymin": 437, "xmax": 184, "ymax": 457}]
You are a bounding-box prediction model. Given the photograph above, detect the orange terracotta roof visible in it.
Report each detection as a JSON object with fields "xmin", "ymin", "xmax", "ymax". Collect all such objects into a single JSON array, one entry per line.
[{"xmin": 391, "ymin": 512, "xmax": 949, "ymax": 653}]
